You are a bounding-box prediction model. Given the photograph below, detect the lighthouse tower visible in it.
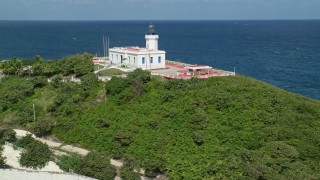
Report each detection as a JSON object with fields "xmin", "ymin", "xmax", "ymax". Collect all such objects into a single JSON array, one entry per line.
[
  {"xmin": 109, "ymin": 24, "xmax": 166, "ymax": 70},
  {"xmin": 145, "ymin": 24, "xmax": 159, "ymax": 50}
]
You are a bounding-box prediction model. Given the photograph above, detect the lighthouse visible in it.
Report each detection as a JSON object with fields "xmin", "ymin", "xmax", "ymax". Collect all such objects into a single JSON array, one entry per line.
[
  {"xmin": 145, "ymin": 24, "xmax": 159, "ymax": 50},
  {"xmin": 109, "ymin": 24, "xmax": 166, "ymax": 70}
]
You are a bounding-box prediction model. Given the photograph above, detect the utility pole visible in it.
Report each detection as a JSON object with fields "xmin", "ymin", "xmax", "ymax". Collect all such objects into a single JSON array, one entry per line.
[{"xmin": 33, "ymin": 104, "xmax": 36, "ymax": 122}]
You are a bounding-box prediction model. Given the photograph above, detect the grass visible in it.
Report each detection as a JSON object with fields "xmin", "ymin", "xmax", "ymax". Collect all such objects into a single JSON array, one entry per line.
[
  {"xmin": 94, "ymin": 64, "xmax": 105, "ymax": 71},
  {"xmin": 97, "ymin": 68, "xmax": 127, "ymax": 76},
  {"xmin": 31, "ymin": 87, "xmax": 56, "ymax": 106}
]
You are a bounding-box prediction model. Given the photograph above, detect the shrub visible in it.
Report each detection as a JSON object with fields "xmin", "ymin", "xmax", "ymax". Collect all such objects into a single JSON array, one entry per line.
[
  {"xmin": 59, "ymin": 54, "xmax": 94, "ymax": 76},
  {"xmin": 31, "ymin": 76, "xmax": 47, "ymax": 88},
  {"xmin": 0, "ymin": 77, "xmax": 34, "ymax": 111},
  {"xmin": 105, "ymin": 77, "xmax": 129, "ymax": 96},
  {"xmin": 19, "ymin": 140, "xmax": 52, "ymax": 169},
  {"xmin": 14, "ymin": 134, "xmax": 35, "ymax": 148},
  {"xmin": 51, "ymin": 75, "xmax": 63, "ymax": 88},
  {"xmin": 77, "ymin": 152, "xmax": 116, "ymax": 180},
  {"xmin": 121, "ymin": 155, "xmax": 141, "ymax": 180},
  {"xmin": 0, "ymin": 128, "xmax": 16, "ymax": 144},
  {"xmin": 80, "ymin": 73, "xmax": 98, "ymax": 90},
  {"xmin": 57, "ymin": 153, "xmax": 82, "ymax": 172},
  {"xmin": 30, "ymin": 117, "xmax": 55, "ymax": 137},
  {"xmin": 128, "ymin": 68, "xmax": 151, "ymax": 84},
  {"xmin": 121, "ymin": 166, "xmax": 141, "ymax": 180}
]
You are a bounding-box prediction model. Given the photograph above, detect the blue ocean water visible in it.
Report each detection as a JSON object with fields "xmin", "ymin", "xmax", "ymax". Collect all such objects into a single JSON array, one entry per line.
[{"xmin": 0, "ymin": 20, "xmax": 319, "ymax": 100}]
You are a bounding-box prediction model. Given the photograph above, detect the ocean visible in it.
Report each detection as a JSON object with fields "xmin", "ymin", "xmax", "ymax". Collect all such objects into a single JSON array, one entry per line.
[{"xmin": 0, "ymin": 20, "xmax": 319, "ymax": 100}]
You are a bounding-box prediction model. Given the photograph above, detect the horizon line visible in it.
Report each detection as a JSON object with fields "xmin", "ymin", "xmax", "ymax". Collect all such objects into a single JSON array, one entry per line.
[{"xmin": 0, "ymin": 19, "xmax": 320, "ymax": 21}]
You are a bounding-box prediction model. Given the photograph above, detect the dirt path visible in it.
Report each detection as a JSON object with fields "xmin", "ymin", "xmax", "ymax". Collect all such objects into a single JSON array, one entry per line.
[
  {"xmin": 3, "ymin": 144, "xmax": 63, "ymax": 172},
  {"xmin": 13, "ymin": 129, "xmax": 123, "ymax": 168}
]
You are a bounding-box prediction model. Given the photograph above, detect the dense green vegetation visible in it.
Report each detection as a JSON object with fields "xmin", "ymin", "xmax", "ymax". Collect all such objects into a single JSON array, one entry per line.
[
  {"xmin": 57, "ymin": 153, "xmax": 83, "ymax": 172},
  {"xmin": 0, "ymin": 128, "xmax": 16, "ymax": 144},
  {"xmin": 1, "ymin": 55, "xmax": 320, "ymax": 179},
  {"xmin": 120, "ymin": 155, "xmax": 141, "ymax": 179},
  {"xmin": 76, "ymin": 152, "xmax": 116, "ymax": 180},
  {"xmin": 16, "ymin": 135, "xmax": 52, "ymax": 169},
  {"xmin": 57, "ymin": 152, "xmax": 116, "ymax": 180}
]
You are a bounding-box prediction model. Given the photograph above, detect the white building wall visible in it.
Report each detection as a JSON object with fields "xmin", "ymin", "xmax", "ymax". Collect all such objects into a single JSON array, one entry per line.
[
  {"xmin": 137, "ymin": 54, "xmax": 146, "ymax": 70},
  {"xmin": 127, "ymin": 54, "xmax": 138, "ymax": 68},
  {"xmin": 149, "ymin": 54, "xmax": 165, "ymax": 70},
  {"xmin": 109, "ymin": 49, "xmax": 166, "ymax": 70},
  {"xmin": 136, "ymin": 53, "xmax": 166, "ymax": 70},
  {"xmin": 109, "ymin": 48, "xmax": 165, "ymax": 70}
]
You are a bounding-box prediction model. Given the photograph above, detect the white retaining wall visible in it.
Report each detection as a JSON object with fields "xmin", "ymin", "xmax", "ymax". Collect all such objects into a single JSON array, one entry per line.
[{"xmin": 0, "ymin": 169, "xmax": 97, "ymax": 180}]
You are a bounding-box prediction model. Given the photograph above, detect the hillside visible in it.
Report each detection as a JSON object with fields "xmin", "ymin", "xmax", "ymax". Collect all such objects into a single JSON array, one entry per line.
[
  {"xmin": 56, "ymin": 74, "xmax": 320, "ymax": 179},
  {"xmin": 1, "ymin": 58, "xmax": 320, "ymax": 179}
]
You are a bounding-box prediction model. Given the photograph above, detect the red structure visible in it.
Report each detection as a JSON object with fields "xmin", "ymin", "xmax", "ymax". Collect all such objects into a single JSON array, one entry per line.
[{"xmin": 163, "ymin": 61, "xmax": 234, "ymax": 79}]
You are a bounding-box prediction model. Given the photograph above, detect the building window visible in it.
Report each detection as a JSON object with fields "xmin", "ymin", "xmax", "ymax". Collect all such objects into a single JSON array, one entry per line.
[
  {"xmin": 134, "ymin": 57, "xmax": 136, "ymax": 64},
  {"xmin": 158, "ymin": 56, "xmax": 161, "ymax": 63},
  {"xmin": 150, "ymin": 57, "xmax": 153, "ymax": 64},
  {"xmin": 142, "ymin": 57, "xmax": 145, "ymax": 64}
]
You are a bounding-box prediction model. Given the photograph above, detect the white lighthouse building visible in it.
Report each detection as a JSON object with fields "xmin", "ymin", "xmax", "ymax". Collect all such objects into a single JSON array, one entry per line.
[{"xmin": 109, "ymin": 25, "xmax": 166, "ymax": 70}]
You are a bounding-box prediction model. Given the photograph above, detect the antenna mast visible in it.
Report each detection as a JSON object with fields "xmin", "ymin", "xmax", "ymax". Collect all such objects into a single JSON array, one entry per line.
[
  {"xmin": 107, "ymin": 36, "xmax": 109, "ymax": 57},
  {"xmin": 102, "ymin": 36, "xmax": 106, "ymax": 57}
]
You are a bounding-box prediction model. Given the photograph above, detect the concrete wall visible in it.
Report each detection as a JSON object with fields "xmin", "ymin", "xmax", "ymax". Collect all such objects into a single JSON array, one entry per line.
[{"xmin": 0, "ymin": 169, "xmax": 97, "ymax": 180}]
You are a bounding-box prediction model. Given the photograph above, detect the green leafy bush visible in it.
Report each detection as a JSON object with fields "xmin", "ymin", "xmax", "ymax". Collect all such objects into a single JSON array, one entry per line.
[
  {"xmin": 0, "ymin": 77, "xmax": 34, "ymax": 111},
  {"xmin": 31, "ymin": 76, "xmax": 48, "ymax": 88},
  {"xmin": 57, "ymin": 153, "xmax": 82, "ymax": 172},
  {"xmin": 105, "ymin": 77, "xmax": 129, "ymax": 96},
  {"xmin": 80, "ymin": 73, "xmax": 98, "ymax": 90},
  {"xmin": 128, "ymin": 68, "xmax": 151, "ymax": 83},
  {"xmin": 77, "ymin": 152, "xmax": 116, "ymax": 180},
  {"xmin": 59, "ymin": 54, "xmax": 94, "ymax": 76},
  {"xmin": 30, "ymin": 117, "xmax": 55, "ymax": 137},
  {"xmin": 14, "ymin": 134, "xmax": 35, "ymax": 148},
  {"xmin": 121, "ymin": 155, "xmax": 141, "ymax": 180},
  {"xmin": 19, "ymin": 138, "xmax": 52, "ymax": 169},
  {"xmin": 0, "ymin": 128, "xmax": 16, "ymax": 144}
]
